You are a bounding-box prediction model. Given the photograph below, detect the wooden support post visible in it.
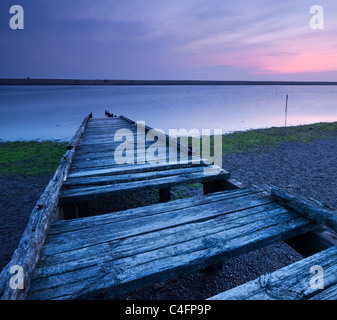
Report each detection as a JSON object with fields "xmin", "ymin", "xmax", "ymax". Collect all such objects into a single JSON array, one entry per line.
[
  {"xmin": 202, "ymin": 181, "xmax": 216, "ymax": 195},
  {"xmin": 62, "ymin": 201, "xmax": 90, "ymax": 219},
  {"xmin": 54, "ymin": 206, "xmax": 64, "ymax": 221},
  {"xmin": 159, "ymin": 188, "xmax": 171, "ymax": 203},
  {"xmin": 62, "ymin": 203, "xmax": 78, "ymax": 220},
  {"xmin": 202, "ymin": 178, "xmax": 242, "ymax": 195},
  {"xmin": 77, "ymin": 201, "xmax": 90, "ymax": 218}
]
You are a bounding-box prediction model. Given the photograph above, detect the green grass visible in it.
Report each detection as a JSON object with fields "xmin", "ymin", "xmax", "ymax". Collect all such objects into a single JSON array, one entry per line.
[
  {"xmin": 0, "ymin": 141, "xmax": 68, "ymax": 176},
  {"xmin": 193, "ymin": 121, "xmax": 337, "ymax": 157},
  {"xmin": 221, "ymin": 122, "xmax": 337, "ymax": 155}
]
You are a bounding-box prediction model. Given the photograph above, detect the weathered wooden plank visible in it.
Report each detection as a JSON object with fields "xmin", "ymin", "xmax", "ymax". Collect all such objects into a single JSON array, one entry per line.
[
  {"xmin": 86, "ymin": 119, "xmax": 134, "ymax": 125},
  {"xmin": 27, "ymin": 200, "xmax": 314, "ymax": 299},
  {"xmin": 33, "ymin": 204, "xmax": 288, "ymax": 280},
  {"xmin": 208, "ymin": 246, "xmax": 337, "ymax": 300},
  {"xmin": 51, "ymin": 187, "xmax": 259, "ymax": 235},
  {"xmin": 64, "ymin": 166, "xmax": 208, "ymax": 188},
  {"xmin": 60, "ymin": 167, "xmax": 230, "ymax": 203},
  {"xmin": 79, "ymin": 131, "xmax": 138, "ymax": 141},
  {"xmin": 310, "ymin": 282, "xmax": 337, "ymax": 300},
  {"xmin": 45, "ymin": 190, "xmax": 273, "ymax": 255},
  {"xmin": 83, "ymin": 124, "xmax": 133, "ymax": 130},
  {"xmin": 73, "ymin": 142, "xmax": 156, "ymax": 161},
  {"xmin": 87, "ymin": 117, "xmax": 129, "ymax": 123},
  {"xmin": 75, "ymin": 144, "xmax": 128, "ymax": 154},
  {"xmin": 136, "ymin": 121, "xmax": 193, "ymax": 157},
  {"xmin": 77, "ymin": 137, "xmax": 146, "ymax": 147},
  {"xmin": 70, "ymin": 152, "xmax": 200, "ymax": 171},
  {"xmin": 83, "ymin": 124, "xmax": 136, "ymax": 130},
  {"xmin": 270, "ymin": 186, "xmax": 337, "ymax": 233},
  {"xmin": 67, "ymin": 160, "xmax": 207, "ymax": 179},
  {"xmin": 119, "ymin": 115, "xmax": 136, "ymax": 124},
  {"xmin": 0, "ymin": 114, "xmax": 90, "ymax": 300}
]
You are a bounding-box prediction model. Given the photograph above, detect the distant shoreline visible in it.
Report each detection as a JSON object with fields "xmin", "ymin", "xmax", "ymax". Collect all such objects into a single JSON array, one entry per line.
[{"xmin": 1, "ymin": 78, "xmax": 337, "ymax": 86}]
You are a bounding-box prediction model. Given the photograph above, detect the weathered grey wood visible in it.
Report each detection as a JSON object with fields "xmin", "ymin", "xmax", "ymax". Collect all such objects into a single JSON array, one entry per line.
[
  {"xmin": 75, "ymin": 141, "xmax": 154, "ymax": 157},
  {"xmin": 67, "ymin": 161, "xmax": 207, "ymax": 180},
  {"xmin": 50, "ymin": 187, "xmax": 260, "ymax": 235},
  {"xmin": 310, "ymin": 282, "xmax": 337, "ymax": 300},
  {"xmin": 119, "ymin": 115, "xmax": 136, "ymax": 124},
  {"xmin": 270, "ymin": 186, "xmax": 337, "ymax": 233},
  {"xmin": 46, "ymin": 190, "xmax": 272, "ymax": 255},
  {"xmin": 71, "ymin": 153, "xmax": 201, "ymax": 171},
  {"xmin": 208, "ymin": 246, "xmax": 337, "ymax": 300},
  {"xmin": 0, "ymin": 115, "xmax": 90, "ymax": 300},
  {"xmin": 27, "ymin": 190, "xmax": 314, "ymax": 299},
  {"xmin": 64, "ymin": 166, "xmax": 206, "ymax": 188},
  {"xmin": 34, "ymin": 204, "xmax": 286, "ymax": 279},
  {"xmin": 60, "ymin": 168, "xmax": 230, "ymax": 204}
]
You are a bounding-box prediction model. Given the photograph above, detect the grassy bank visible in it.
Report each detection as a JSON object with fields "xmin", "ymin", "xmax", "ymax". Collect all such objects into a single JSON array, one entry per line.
[
  {"xmin": 221, "ymin": 121, "xmax": 337, "ymax": 154},
  {"xmin": 1, "ymin": 121, "xmax": 337, "ymax": 176},
  {"xmin": 195, "ymin": 121, "xmax": 337, "ymax": 157},
  {"xmin": 0, "ymin": 141, "xmax": 68, "ymax": 176}
]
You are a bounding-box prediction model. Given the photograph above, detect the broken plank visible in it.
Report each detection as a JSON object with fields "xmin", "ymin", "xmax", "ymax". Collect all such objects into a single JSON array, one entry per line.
[
  {"xmin": 64, "ymin": 166, "xmax": 208, "ymax": 188},
  {"xmin": 60, "ymin": 168, "xmax": 230, "ymax": 203},
  {"xmin": 35, "ymin": 204, "xmax": 288, "ymax": 279},
  {"xmin": 50, "ymin": 187, "xmax": 260, "ymax": 235},
  {"xmin": 45, "ymin": 190, "xmax": 274, "ymax": 255},
  {"xmin": 67, "ymin": 160, "xmax": 208, "ymax": 179}
]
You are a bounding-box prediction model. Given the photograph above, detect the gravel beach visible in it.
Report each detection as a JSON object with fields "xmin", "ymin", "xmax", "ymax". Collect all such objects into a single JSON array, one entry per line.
[{"xmin": 1, "ymin": 134, "xmax": 337, "ymax": 299}]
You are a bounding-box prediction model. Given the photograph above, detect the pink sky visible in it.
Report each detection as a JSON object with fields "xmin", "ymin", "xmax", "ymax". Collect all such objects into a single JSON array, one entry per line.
[{"xmin": 1, "ymin": 0, "xmax": 337, "ymax": 80}]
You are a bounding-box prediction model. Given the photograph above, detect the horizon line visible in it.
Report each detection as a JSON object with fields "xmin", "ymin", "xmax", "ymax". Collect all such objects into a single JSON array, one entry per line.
[{"xmin": 1, "ymin": 78, "xmax": 337, "ymax": 86}]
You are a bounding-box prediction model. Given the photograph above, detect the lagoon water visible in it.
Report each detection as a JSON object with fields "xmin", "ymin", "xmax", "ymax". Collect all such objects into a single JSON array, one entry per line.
[{"xmin": 1, "ymin": 85, "xmax": 337, "ymax": 141}]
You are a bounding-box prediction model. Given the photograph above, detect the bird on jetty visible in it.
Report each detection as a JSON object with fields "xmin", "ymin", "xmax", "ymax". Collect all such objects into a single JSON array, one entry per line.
[{"xmin": 105, "ymin": 110, "xmax": 116, "ymax": 117}]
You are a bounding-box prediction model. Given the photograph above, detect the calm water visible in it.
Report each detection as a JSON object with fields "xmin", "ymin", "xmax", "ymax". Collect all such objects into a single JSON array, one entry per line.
[{"xmin": 1, "ymin": 85, "xmax": 337, "ymax": 141}]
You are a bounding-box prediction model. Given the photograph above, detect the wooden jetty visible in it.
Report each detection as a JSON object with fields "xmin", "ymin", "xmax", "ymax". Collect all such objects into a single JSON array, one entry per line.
[{"xmin": 1, "ymin": 114, "xmax": 337, "ymax": 300}]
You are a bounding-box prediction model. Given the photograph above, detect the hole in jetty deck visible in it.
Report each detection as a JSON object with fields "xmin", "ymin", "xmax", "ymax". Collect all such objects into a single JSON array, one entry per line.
[{"xmin": 110, "ymin": 242, "xmax": 304, "ymax": 300}]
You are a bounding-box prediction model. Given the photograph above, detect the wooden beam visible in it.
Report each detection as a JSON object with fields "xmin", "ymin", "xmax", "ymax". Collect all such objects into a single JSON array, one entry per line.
[
  {"xmin": 159, "ymin": 188, "xmax": 171, "ymax": 202},
  {"xmin": 60, "ymin": 168, "xmax": 230, "ymax": 204},
  {"xmin": 202, "ymin": 178, "xmax": 239, "ymax": 195},
  {"xmin": 119, "ymin": 115, "xmax": 136, "ymax": 124},
  {"xmin": 269, "ymin": 186, "xmax": 337, "ymax": 257},
  {"xmin": 270, "ymin": 186, "xmax": 337, "ymax": 233}
]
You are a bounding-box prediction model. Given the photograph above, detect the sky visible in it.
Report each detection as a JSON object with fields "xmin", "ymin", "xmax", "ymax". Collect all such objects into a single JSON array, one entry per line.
[{"xmin": 1, "ymin": 0, "xmax": 337, "ymax": 81}]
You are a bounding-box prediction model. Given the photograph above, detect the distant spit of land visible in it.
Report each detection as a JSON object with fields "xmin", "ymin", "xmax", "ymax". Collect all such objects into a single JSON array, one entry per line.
[{"xmin": 1, "ymin": 78, "xmax": 337, "ymax": 86}]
